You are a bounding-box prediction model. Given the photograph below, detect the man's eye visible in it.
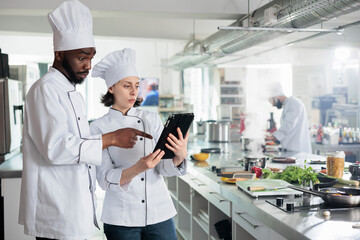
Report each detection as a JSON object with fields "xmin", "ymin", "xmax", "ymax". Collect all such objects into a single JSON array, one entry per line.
[{"xmin": 79, "ymin": 57, "xmax": 85, "ymax": 61}]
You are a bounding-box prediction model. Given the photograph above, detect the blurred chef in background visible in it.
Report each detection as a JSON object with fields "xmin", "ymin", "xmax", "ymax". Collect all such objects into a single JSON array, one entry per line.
[{"xmin": 265, "ymin": 82, "xmax": 312, "ymax": 153}]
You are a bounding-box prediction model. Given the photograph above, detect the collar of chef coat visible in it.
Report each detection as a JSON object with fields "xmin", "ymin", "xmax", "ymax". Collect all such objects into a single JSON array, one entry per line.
[
  {"xmin": 283, "ymin": 96, "xmax": 290, "ymax": 107},
  {"xmin": 108, "ymin": 107, "xmax": 136, "ymax": 117},
  {"xmin": 48, "ymin": 66, "xmax": 76, "ymax": 92}
]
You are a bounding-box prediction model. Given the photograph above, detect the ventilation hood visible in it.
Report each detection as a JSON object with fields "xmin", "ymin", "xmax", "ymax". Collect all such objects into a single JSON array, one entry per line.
[{"xmin": 167, "ymin": 0, "xmax": 360, "ymax": 70}]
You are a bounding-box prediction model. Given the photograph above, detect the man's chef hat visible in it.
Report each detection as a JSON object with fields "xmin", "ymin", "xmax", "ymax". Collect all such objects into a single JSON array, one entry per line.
[
  {"xmin": 48, "ymin": 0, "xmax": 95, "ymax": 51},
  {"xmin": 92, "ymin": 48, "xmax": 139, "ymax": 88},
  {"xmin": 268, "ymin": 82, "xmax": 285, "ymax": 98}
]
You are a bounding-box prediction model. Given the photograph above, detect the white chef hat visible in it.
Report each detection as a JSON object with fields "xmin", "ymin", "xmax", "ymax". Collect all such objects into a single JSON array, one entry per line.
[
  {"xmin": 267, "ymin": 82, "xmax": 285, "ymax": 98},
  {"xmin": 48, "ymin": 0, "xmax": 95, "ymax": 51},
  {"xmin": 92, "ymin": 48, "xmax": 139, "ymax": 88}
]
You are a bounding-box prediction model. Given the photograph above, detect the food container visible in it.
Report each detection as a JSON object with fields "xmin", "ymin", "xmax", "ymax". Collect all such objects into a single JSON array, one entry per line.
[
  {"xmin": 205, "ymin": 120, "xmax": 230, "ymax": 142},
  {"xmin": 326, "ymin": 151, "xmax": 345, "ymax": 178},
  {"xmin": 244, "ymin": 154, "xmax": 268, "ymax": 171}
]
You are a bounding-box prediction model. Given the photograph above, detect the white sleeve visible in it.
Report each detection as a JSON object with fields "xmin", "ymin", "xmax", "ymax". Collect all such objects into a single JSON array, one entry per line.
[
  {"xmin": 26, "ymin": 81, "xmax": 102, "ymax": 165},
  {"xmin": 273, "ymin": 100, "xmax": 301, "ymax": 142},
  {"xmin": 90, "ymin": 121, "xmax": 131, "ymax": 192}
]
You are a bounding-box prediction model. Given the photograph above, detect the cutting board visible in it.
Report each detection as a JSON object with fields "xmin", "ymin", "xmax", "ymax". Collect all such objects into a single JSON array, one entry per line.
[{"xmin": 236, "ymin": 179, "xmax": 303, "ymax": 197}]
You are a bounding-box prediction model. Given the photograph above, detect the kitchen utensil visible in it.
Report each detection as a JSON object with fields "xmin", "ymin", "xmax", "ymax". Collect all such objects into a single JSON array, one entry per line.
[
  {"xmin": 196, "ymin": 120, "xmax": 206, "ymax": 135},
  {"xmin": 248, "ymin": 185, "xmax": 288, "ymax": 191},
  {"xmin": 288, "ymin": 186, "xmax": 360, "ymax": 207},
  {"xmin": 201, "ymin": 147, "xmax": 221, "ymax": 153},
  {"xmin": 244, "ymin": 154, "xmax": 268, "ymax": 171},
  {"xmin": 310, "ymin": 159, "xmax": 326, "ymax": 164},
  {"xmin": 236, "ymin": 179, "xmax": 303, "ymax": 197},
  {"xmin": 221, "ymin": 177, "xmax": 248, "ymax": 184},
  {"xmin": 349, "ymin": 162, "xmax": 360, "ymax": 177},
  {"xmin": 272, "ymin": 157, "xmax": 296, "ymax": 163},
  {"xmin": 205, "ymin": 120, "xmax": 230, "ymax": 142}
]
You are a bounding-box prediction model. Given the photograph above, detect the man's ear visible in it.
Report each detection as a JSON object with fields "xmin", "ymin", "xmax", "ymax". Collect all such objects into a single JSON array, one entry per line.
[{"xmin": 55, "ymin": 51, "xmax": 64, "ymax": 62}]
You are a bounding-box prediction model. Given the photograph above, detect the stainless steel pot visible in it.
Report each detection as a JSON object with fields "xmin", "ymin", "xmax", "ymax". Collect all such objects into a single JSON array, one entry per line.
[
  {"xmin": 244, "ymin": 154, "xmax": 268, "ymax": 171},
  {"xmin": 205, "ymin": 120, "xmax": 230, "ymax": 142}
]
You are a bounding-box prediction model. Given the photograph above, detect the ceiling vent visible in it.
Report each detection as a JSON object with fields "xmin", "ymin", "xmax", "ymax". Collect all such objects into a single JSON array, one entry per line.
[{"xmin": 167, "ymin": 0, "xmax": 360, "ymax": 70}]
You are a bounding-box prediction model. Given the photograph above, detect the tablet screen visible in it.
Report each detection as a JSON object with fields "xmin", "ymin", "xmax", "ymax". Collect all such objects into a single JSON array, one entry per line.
[{"xmin": 154, "ymin": 113, "xmax": 194, "ymax": 159}]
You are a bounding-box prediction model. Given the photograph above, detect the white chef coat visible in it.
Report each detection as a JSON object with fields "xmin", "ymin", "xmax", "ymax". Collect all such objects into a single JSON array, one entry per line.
[
  {"xmin": 90, "ymin": 107, "xmax": 187, "ymax": 227},
  {"xmin": 18, "ymin": 67, "xmax": 103, "ymax": 239},
  {"xmin": 273, "ymin": 96, "xmax": 312, "ymax": 153}
]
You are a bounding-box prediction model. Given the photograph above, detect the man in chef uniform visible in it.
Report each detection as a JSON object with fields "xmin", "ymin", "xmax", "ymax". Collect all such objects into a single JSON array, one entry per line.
[
  {"xmin": 266, "ymin": 82, "xmax": 312, "ymax": 153},
  {"xmin": 18, "ymin": 1, "xmax": 154, "ymax": 239}
]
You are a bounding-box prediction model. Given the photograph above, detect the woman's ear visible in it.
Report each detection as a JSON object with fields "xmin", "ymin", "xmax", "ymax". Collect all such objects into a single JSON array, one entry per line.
[{"xmin": 108, "ymin": 87, "xmax": 114, "ymax": 94}]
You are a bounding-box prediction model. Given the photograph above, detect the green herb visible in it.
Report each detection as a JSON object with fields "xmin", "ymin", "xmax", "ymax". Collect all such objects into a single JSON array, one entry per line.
[{"xmin": 262, "ymin": 162, "xmax": 318, "ymax": 185}]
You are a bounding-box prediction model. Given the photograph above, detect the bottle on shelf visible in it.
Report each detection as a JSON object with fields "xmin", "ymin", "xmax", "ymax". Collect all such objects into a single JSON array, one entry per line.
[{"xmin": 316, "ymin": 124, "xmax": 323, "ymax": 144}]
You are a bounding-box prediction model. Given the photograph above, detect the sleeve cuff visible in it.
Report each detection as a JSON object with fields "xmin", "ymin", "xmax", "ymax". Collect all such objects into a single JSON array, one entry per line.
[
  {"xmin": 79, "ymin": 134, "xmax": 102, "ymax": 166},
  {"xmin": 273, "ymin": 131, "xmax": 285, "ymax": 142}
]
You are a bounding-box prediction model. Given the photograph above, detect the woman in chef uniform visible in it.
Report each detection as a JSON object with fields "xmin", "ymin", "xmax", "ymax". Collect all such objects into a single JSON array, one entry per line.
[{"xmin": 90, "ymin": 48, "xmax": 188, "ymax": 240}]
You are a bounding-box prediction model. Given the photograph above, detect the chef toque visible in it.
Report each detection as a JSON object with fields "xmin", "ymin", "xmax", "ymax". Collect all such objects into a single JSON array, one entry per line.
[
  {"xmin": 92, "ymin": 48, "xmax": 139, "ymax": 88},
  {"xmin": 48, "ymin": 0, "xmax": 95, "ymax": 51},
  {"xmin": 268, "ymin": 82, "xmax": 285, "ymax": 98}
]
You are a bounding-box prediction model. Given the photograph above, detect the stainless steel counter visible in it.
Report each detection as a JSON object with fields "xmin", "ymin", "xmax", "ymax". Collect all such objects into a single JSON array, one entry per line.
[
  {"xmin": 0, "ymin": 153, "xmax": 22, "ymax": 178},
  {"xmin": 187, "ymin": 138, "xmax": 360, "ymax": 240}
]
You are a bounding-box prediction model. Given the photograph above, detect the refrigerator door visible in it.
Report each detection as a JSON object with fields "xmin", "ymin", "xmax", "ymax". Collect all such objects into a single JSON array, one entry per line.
[{"xmin": 0, "ymin": 78, "xmax": 23, "ymax": 157}]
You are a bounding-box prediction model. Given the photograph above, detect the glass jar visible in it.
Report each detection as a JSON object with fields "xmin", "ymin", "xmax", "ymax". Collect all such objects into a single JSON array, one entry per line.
[{"xmin": 326, "ymin": 151, "xmax": 345, "ymax": 178}]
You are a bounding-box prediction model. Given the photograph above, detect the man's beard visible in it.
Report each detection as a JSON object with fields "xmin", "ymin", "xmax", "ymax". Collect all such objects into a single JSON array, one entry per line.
[
  {"xmin": 62, "ymin": 57, "xmax": 87, "ymax": 85},
  {"xmin": 275, "ymin": 99, "xmax": 283, "ymax": 109}
]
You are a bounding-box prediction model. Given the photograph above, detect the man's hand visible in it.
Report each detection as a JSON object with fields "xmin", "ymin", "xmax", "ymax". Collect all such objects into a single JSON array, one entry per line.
[{"xmin": 102, "ymin": 128, "xmax": 153, "ymax": 149}]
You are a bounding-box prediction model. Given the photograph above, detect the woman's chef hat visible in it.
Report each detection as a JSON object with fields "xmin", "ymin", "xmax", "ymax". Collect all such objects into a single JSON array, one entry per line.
[
  {"xmin": 92, "ymin": 48, "xmax": 139, "ymax": 88},
  {"xmin": 267, "ymin": 82, "xmax": 285, "ymax": 98},
  {"xmin": 48, "ymin": 0, "xmax": 95, "ymax": 51}
]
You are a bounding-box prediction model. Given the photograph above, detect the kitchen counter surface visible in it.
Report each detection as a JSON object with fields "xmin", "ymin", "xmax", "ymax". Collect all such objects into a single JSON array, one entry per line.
[
  {"xmin": 2, "ymin": 139, "xmax": 360, "ymax": 239},
  {"xmin": 0, "ymin": 153, "xmax": 22, "ymax": 178},
  {"xmin": 187, "ymin": 138, "xmax": 360, "ymax": 240}
]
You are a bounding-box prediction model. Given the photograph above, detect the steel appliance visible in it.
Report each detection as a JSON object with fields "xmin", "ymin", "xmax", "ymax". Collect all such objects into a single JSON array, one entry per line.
[{"xmin": 0, "ymin": 78, "xmax": 23, "ymax": 163}]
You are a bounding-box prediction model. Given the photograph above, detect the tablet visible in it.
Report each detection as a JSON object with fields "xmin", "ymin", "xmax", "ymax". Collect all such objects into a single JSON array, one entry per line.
[{"xmin": 154, "ymin": 113, "xmax": 194, "ymax": 159}]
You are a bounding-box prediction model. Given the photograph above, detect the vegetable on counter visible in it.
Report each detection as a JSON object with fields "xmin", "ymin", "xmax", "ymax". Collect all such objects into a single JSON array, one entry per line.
[
  {"xmin": 262, "ymin": 165, "xmax": 319, "ymax": 185},
  {"xmin": 251, "ymin": 167, "xmax": 263, "ymax": 178},
  {"xmin": 317, "ymin": 172, "xmax": 359, "ymax": 187}
]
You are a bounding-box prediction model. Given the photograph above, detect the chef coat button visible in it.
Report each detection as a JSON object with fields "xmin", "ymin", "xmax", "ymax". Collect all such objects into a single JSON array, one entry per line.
[
  {"xmin": 141, "ymin": 178, "xmax": 144, "ymax": 181},
  {"xmin": 89, "ymin": 166, "xmax": 91, "ymax": 169},
  {"xmin": 142, "ymin": 200, "xmax": 145, "ymax": 203},
  {"xmin": 78, "ymin": 117, "xmax": 80, "ymax": 120},
  {"xmin": 137, "ymin": 120, "xmax": 141, "ymax": 123},
  {"xmin": 140, "ymin": 138, "xmax": 143, "ymax": 141}
]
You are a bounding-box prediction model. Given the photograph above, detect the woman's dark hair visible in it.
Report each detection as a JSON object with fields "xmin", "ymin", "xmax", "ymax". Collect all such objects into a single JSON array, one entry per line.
[{"xmin": 101, "ymin": 91, "xmax": 143, "ymax": 107}]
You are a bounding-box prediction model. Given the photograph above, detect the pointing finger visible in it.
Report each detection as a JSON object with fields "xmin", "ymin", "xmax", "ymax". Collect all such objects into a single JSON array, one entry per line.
[{"xmin": 134, "ymin": 129, "xmax": 153, "ymax": 139}]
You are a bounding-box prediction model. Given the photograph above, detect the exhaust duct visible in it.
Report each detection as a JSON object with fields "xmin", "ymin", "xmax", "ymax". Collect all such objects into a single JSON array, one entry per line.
[{"xmin": 167, "ymin": 0, "xmax": 360, "ymax": 70}]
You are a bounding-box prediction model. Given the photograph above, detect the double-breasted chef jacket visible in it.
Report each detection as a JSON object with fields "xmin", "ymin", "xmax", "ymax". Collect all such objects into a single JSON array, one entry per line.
[
  {"xmin": 19, "ymin": 67, "xmax": 103, "ymax": 239},
  {"xmin": 90, "ymin": 107, "xmax": 187, "ymax": 227},
  {"xmin": 273, "ymin": 96, "xmax": 312, "ymax": 153}
]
